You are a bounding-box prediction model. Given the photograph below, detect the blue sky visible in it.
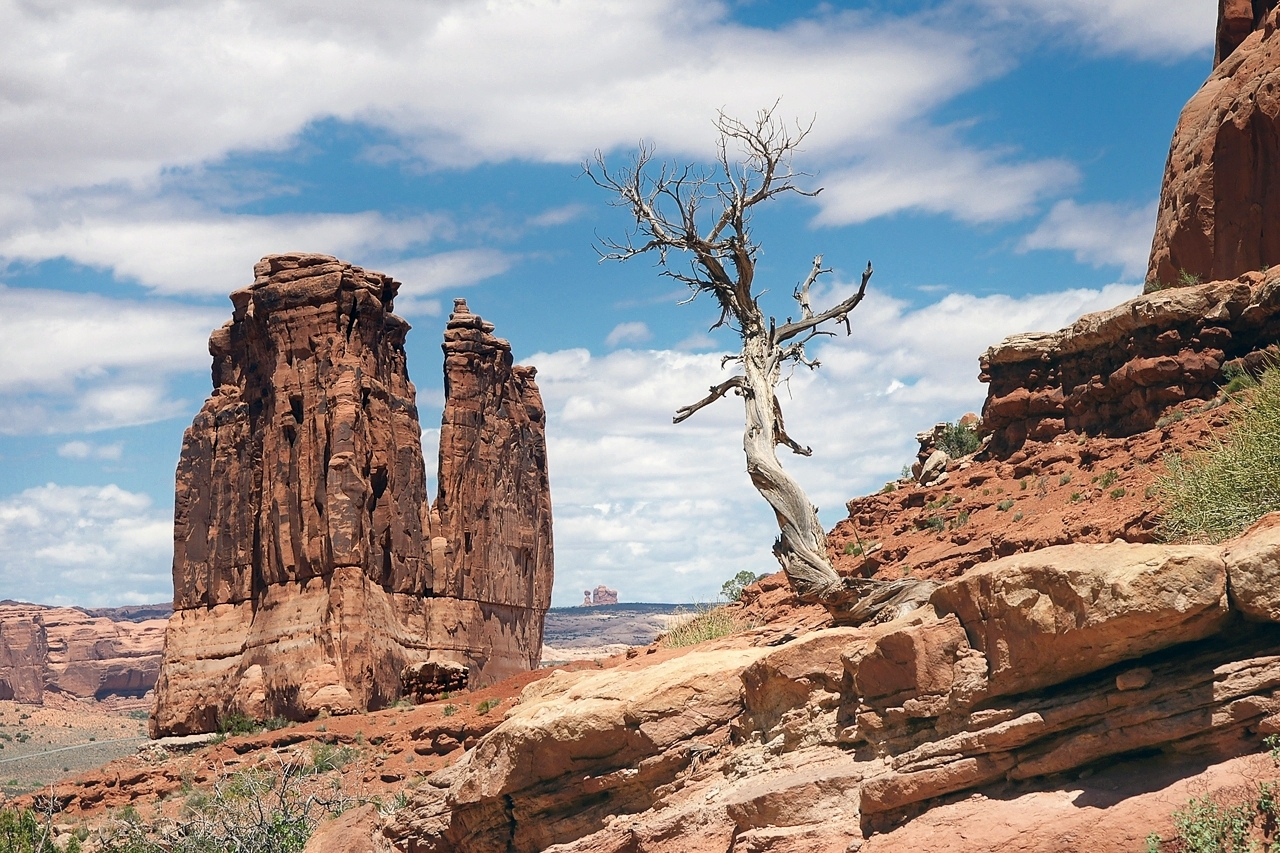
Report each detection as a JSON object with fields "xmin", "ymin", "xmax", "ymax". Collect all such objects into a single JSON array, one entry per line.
[{"xmin": 0, "ymin": 0, "xmax": 1215, "ymax": 606}]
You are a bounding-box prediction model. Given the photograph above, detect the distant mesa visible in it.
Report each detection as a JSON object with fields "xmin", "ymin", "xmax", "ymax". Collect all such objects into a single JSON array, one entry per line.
[
  {"xmin": 150, "ymin": 254, "xmax": 553, "ymax": 736},
  {"xmin": 581, "ymin": 585, "xmax": 619, "ymax": 607}
]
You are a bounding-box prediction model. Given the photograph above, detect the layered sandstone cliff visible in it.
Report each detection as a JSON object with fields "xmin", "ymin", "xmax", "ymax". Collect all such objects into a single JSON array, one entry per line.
[
  {"xmin": 385, "ymin": 517, "xmax": 1280, "ymax": 852},
  {"xmin": 1148, "ymin": 0, "xmax": 1280, "ymax": 285},
  {"xmin": 0, "ymin": 603, "xmax": 165, "ymax": 704},
  {"xmin": 978, "ymin": 270, "xmax": 1280, "ymax": 453},
  {"xmin": 151, "ymin": 255, "xmax": 551, "ymax": 736}
]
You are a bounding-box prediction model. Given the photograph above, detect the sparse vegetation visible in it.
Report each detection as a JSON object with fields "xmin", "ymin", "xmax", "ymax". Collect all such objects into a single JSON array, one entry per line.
[
  {"xmin": 1059, "ymin": 473, "xmax": 1072, "ymax": 486},
  {"xmin": 476, "ymin": 699, "xmax": 501, "ymax": 716},
  {"xmin": 719, "ymin": 570, "xmax": 765, "ymax": 602},
  {"xmin": 1070, "ymin": 492, "xmax": 1082, "ymax": 503},
  {"xmin": 925, "ymin": 515, "xmax": 946, "ymax": 532},
  {"xmin": 660, "ymin": 604, "xmax": 750, "ymax": 648},
  {"xmin": 843, "ymin": 543, "xmax": 863, "ymax": 556},
  {"xmin": 951, "ymin": 511, "xmax": 970, "ymax": 529},
  {"xmin": 98, "ymin": 757, "xmax": 352, "ymax": 853},
  {"xmin": 937, "ymin": 421, "xmax": 981, "ymax": 458},
  {"xmin": 306, "ymin": 742, "xmax": 358, "ymax": 775},
  {"xmin": 1178, "ymin": 268, "xmax": 1204, "ymax": 287},
  {"xmin": 442, "ymin": 705, "xmax": 458, "ymax": 718},
  {"xmin": 1222, "ymin": 362, "xmax": 1259, "ymax": 395},
  {"xmin": 1110, "ymin": 487, "xmax": 1127, "ymax": 500},
  {"xmin": 996, "ymin": 500, "xmax": 1014, "ymax": 512},
  {"xmin": 0, "ymin": 806, "xmax": 78, "ymax": 853},
  {"xmin": 1097, "ymin": 470, "xmax": 1119, "ymax": 488},
  {"xmin": 1012, "ymin": 512, "xmax": 1023, "ymax": 522},
  {"xmin": 1159, "ymin": 364, "xmax": 1280, "ymax": 542}
]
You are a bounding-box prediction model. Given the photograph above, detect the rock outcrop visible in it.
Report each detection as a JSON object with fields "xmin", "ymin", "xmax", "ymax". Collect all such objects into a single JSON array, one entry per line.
[
  {"xmin": 151, "ymin": 255, "xmax": 551, "ymax": 736},
  {"xmin": 0, "ymin": 603, "xmax": 165, "ymax": 704},
  {"xmin": 979, "ymin": 272, "xmax": 1280, "ymax": 453},
  {"xmin": 1148, "ymin": 0, "xmax": 1280, "ymax": 286},
  {"xmin": 386, "ymin": 516, "xmax": 1280, "ymax": 852}
]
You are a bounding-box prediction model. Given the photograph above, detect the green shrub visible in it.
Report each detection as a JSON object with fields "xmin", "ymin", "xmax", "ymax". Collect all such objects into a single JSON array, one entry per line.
[
  {"xmin": 216, "ymin": 713, "xmax": 260, "ymax": 737},
  {"xmin": 924, "ymin": 515, "xmax": 945, "ymax": 532},
  {"xmin": 996, "ymin": 499, "xmax": 1014, "ymax": 512},
  {"xmin": 99, "ymin": 762, "xmax": 349, "ymax": 853},
  {"xmin": 0, "ymin": 807, "xmax": 78, "ymax": 853},
  {"xmin": 937, "ymin": 421, "xmax": 981, "ymax": 458},
  {"xmin": 307, "ymin": 742, "xmax": 358, "ymax": 775},
  {"xmin": 951, "ymin": 511, "xmax": 969, "ymax": 529},
  {"xmin": 1097, "ymin": 470, "xmax": 1118, "ymax": 488},
  {"xmin": 1110, "ymin": 487, "xmax": 1126, "ymax": 500},
  {"xmin": 843, "ymin": 543, "xmax": 863, "ymax": 556},
  {"xmin": 660, "ymin": 605, "xmax": 748, "ymax": 648},
  {"xmin": 1058, "ymin": 473, "xmax": 1072, "ymax": 486},
  {"xmin": 476, "ymin": 699, "xmax": 501, "ymax": 716},
  {"xmin": 719, "ymin": 570, "xmax": 765, "ymax": 602},
  {"xmin": 1178, "ymin": 268, "xmax": 1204, "ymax": 287},
  {"xmin": 1222, "ymin": 362, "xmax": 1259, "ymax": 395},
  {"xmin": 442, "ymin": 705, "xmax": 458, "ymax": 718},
  {"xmin": 1159, "ymin": 365, "xmax": 1280, "ymax": 542}
]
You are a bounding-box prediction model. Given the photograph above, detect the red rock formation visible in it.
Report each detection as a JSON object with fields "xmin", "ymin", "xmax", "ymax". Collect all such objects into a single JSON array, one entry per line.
[
  {"xmin": 152, "ymin": 256, "xmax": 551, "ymax": 736},
  {"xmin": 1148, "ymin": 1, "xmax": 1280, "ymax": 285},
  {"xmin": 431, "ymin": 299, "xmax": 553, "ymax": 683},
  {"xmin": 977, "ymin": 272, "xmax": 1280, "ymax": 453},
  {"xmin": 0, "ymin": 603, "xmax": 164, "ymax": 704}
]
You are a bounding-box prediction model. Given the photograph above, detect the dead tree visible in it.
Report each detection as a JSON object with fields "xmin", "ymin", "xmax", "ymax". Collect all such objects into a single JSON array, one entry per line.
[{"xmin": 585, "ymin": 105, "xmax": 936, "ymax": 625}]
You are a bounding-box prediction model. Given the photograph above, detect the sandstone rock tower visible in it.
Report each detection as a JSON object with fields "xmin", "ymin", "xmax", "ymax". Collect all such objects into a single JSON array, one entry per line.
[
  {"xmin": 1147, "ymin": 0, "xmax": 1280, "ymax": 286},
  {"xmin": 151, "ymin": 254, "xmax": 552, "ymax": 736}
]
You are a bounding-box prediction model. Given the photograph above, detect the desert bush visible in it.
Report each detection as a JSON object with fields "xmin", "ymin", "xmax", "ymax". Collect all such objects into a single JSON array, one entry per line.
[
  {"xmin": 0, "ymin": 807, "xmax": 78, "ymax": 853},
  {"xmin": 660, "ymin": 605, "xmax": 748, "ymax": 648},
  {"xmin": 99, "ymin": 754, "xmax": 351, "ymax": 853},
  {"xmin": 1158, "ymin": 364, "xmax": 1280, "ymax": 542},
  {"xmin": 937, "ymin": 421, "xmax": 981, "ymax": 458}
]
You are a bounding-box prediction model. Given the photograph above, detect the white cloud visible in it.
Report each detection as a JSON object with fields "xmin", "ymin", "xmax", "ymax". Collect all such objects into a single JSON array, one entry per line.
[
  {"xmin": 1021, "ymin": 199, "xmax": 1157, "ymax": 280},
  {"xmin": 57, "ymin": 440, "xmax": 123, "ymax": 460},
  {"xmin": 384, "ymin": 249, "xmax": 517, "ymax": 316},
  {"xmin": 605, "ymin": 322, "xmax": 653, "ymax": 348},
  {"xmin": 975, "ymin": 0, "xmax": 1215, "ymax": 59},
  {"xmin": 0, "ymin": 209, "xmax": 446, "ymax": 296},
  {"xmin": 0, "ymin": 286, "xmax": 219, "ymax": 433},
  {"xmin": 531, "ymin": 281, "xmax": 1140, "ymax": 605},
  {"xmin": 0, "ymin": 0, "xmax": 1075, "ymax": 254},
  {"xmin": 816, "ymin": 135, "xmax": 1078, "ymax": 225},
  {"xmin": 0, "ymin": 484, "xmax": 172, "ymax": 606}
]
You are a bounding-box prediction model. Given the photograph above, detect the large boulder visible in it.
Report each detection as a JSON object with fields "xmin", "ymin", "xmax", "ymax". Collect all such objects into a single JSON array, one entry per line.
[{"xmin": 930, "ymin": 541, "xmax": 1228, "ymax": 697}]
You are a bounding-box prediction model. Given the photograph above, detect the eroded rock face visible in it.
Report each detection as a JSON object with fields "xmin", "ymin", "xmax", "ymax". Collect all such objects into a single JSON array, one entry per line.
[
  {"xmin": 385, "ymin": 516, "xmax": 1280, "ymax": 852},
  {"xmin": 0, "ymin": 604, "xmax": 165, "ymax": 704},
  {"xmin": 979, "ymin": 273, "xmax": 1280, "ymax": 453},
  {"xmin": 152, "ymin": 256, "xmax": 551, "ymax": 736},
  {"xmin": 431, "ymin": 299, "xmax": 552, "ymax": 684},
  {"xmin": 1149, "ymin": 2, "xmax": 1280, "ymax": 285}
]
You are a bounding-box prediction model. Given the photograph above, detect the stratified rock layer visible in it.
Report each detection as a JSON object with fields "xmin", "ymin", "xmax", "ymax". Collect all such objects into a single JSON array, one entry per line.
[
  {"xmin": 979, "ymin": 272, "xmax": 1280, "ymax": 453},
  {"xmin": 388, "ymin": 517, "xmax": 1280, "ymax": 853},
  {"xmin": 0, "ymin": 603, "xmax": 165, "ymax": 704},
  {"xmin": 1149, "ymin": 1, "xmax": 1280, "ymax": 286},
  {"xmin": 431, "ymin": 299, "xmax": 552, "ymax": 684},
  {"xmin": 152, "ymin": 256, "xmax": 551, "ymax": 736}
]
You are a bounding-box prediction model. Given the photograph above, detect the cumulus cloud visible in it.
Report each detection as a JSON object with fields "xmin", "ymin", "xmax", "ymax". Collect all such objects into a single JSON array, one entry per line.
[
  {"xmin": 975, "ymin": 0, "xmax": 1214, "ymax": 59},
  {"xmin": 384, "ymin": 249, "xmax": 518, "ymax": 316},
  {"xmin": 531, "ymin": 281, "xmax": 1140, "ymax": 604},
  {"xmin": 1021, "ymin": 199, "xmax": 1157, "ymax": 280},
  {"xmin": 0, "ymin": 484, "xmax": 172, "ymax": 606},
  {"xmin": 0, "ymin": 286, "xmax": 220, "ymax": 433},
  {"xmin": 605, "ymin": 322, "xmax": 653, "ymax": 348},
  {"xmin": 0, "ymin": 209, "xmax": 447, "ymax": 296},
  {"xmin": 57, "ymin": 440, "xmax": 124, "ymax": 461},
  {"xmin": 0, "ymin": 0, "xmax": 1075, "ymax": 253}
]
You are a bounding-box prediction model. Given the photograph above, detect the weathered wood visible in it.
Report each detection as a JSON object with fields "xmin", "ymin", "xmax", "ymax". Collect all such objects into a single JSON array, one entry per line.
[{"xmin": 586, "ymin": 106, "xmax": 935, "ymax": 621}]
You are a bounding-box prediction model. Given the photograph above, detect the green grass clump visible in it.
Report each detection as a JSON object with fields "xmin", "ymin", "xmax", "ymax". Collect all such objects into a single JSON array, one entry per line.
[
  {"xmin": 1158, "ymin": 365, "xmax": 1280, "ymax": 542},
  {"xmin": 476, "ymin": 699, "xmax": 501, "ymax": 716},
  {"xmin": 996, "ymin": 499, "xmax": 1014, "ymax": 512},
  {"xmin": 843, "ymin": 543, "xmax": 863, "ymax": 556},
  {"xmin": 660, "ymin": 605, "xmax": 747, "ymax": 648},
  {"xmin": 937, "ymin": 421, "xmax": 981, "ymax": 458},
  {"xmin": 1222, "ymin": 362, "xmax": 1259, "ymax": 395}
]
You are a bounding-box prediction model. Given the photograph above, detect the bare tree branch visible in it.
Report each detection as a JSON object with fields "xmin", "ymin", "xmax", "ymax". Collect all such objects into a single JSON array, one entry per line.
[
  {"xmin": 775, "ymin": 261, "xmax": 873, "ymax": 344},
  {"xmin": 674, "ymin": 376, "xmax": 745, "ymax": 424}
]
